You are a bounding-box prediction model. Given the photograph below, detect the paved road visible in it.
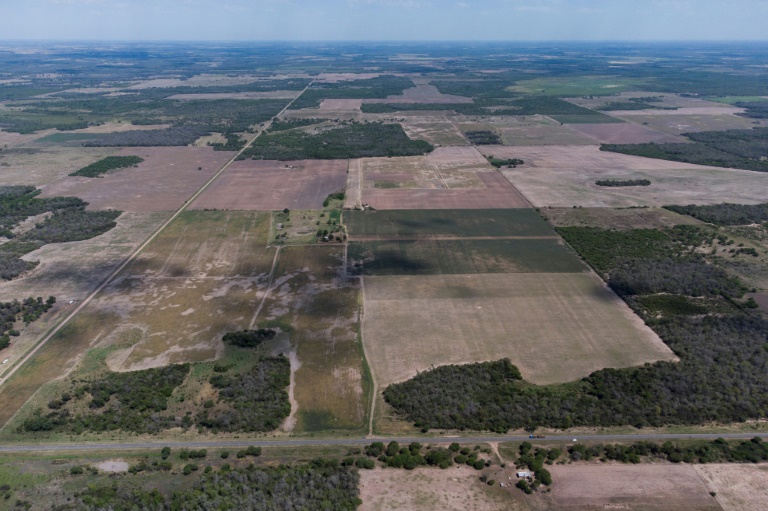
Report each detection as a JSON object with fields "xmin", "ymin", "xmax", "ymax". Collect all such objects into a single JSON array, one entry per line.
[{"xmin": 2, "ymin": 432, "xmax": 767, "ymax": 453}]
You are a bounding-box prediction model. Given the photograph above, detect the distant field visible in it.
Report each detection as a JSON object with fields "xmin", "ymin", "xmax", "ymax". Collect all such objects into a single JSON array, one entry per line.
[
  {"xmin": 509, "ymin": 75, "xmax": 645, "ymax": 96},
  {"xmin": 612, "ymin": 112, "xmax": 763, "ymax": 135},
  {"xmin": 485, "ymin": 145, "xmax": 768, "ymax": 207},
  {"xmin": 349, "ymin": 239, "xmax": 585, "ymax": 275},
  {"xmin": 0, "ymin": 146, "xmax": 118, "ymax": 187},
  {"xmin": 541, "ymin": 207, "xmax": 702, "ymax": 230},
  {"xmin": 567, "ymin": 122, "xmax": 685, "ymax": 144},
  {"xmin": 345, "ymin": 209, "xmax": 556, "ymax": 238},
  {"xmin": 362, "ymin": 273, "xmax": 674, "ymax": 387},
  {"xmin": 400, "ymin": 120, "xmax": 469, "ymax": 146},
  {"xmin": 498, "ymin": 124, "xmax": 596, "ymax": 145}
]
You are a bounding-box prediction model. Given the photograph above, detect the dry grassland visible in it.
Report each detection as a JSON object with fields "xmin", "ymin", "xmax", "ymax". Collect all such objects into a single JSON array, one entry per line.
[
  {"xmin": 258, "ymin": 245, "xmax": 366, "ymax": 432},
  {"xmin": 484, "ymin": 145, "xmax": 768, "ymax": 207},
  {"xmin": 362, "ymin": 273, "xmax": 675, "ymax": 387},
  {"xmin": 359, "ymin": 466, "xmax": 527, "ymax": 511},
  {"xmin": 0, "ymin": 129, "xmax": 45, "ymax": 148},
  {"xmin": 499, "ymin": 125, "xmax": 597, "ymax": 146},
  {"xmin": 613, "ymin": 113, "xmax": 764, "ymax": 135},
  {"xmin": 0, "ymin": 146, "xmax": 118, "ymax": 187},
  {"xmin": 400, "ymin": 120, "xmax": 469, "ymax": 146},
  {"xmin": 533, "ymin": 464, "xmax": 721, "ymax": 511},
  {"xmin": 541, "ymin": 207, "xmax": 702, "ymax": 230},
  {"xmin": 695, "ymin": 464, "xmax": 768, "ymax": 511},
  {"xmin": 566, "ymin": 122, "xmax": 685, "ymax": 144},
  {"xmin": 40, "ymin": 147, "xmax": 231, "ymax": 211},
  {"xmin": 318, "ymin": 99, "xmax": 363, "ymax": 112},
  {"xmin": 191, "ymin": 159, "xmax": 348, "ymax": 211}
]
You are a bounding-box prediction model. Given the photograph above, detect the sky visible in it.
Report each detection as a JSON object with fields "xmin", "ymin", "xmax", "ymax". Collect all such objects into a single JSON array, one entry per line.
[{"xmin": 1, "ymin": 0, "xmax": 767, "ymax": 41}]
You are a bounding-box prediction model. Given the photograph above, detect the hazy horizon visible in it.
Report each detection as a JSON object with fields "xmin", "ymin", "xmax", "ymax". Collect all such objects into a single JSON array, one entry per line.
[{"xmin": 2, "ymin": 0, "xmax": 767, "ymax": 42}]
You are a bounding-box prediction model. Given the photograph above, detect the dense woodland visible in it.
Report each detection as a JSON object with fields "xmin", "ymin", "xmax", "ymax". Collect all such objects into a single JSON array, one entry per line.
[
  {"xmin": 464, "ymin": 130, "xmax": 501, "ymax": 145},
  {"xmin": 222, "ymin": 328, "xmax": 277, "ymax": 348},
  {"xmin": 665, "ymin": 203, "xmax": 768, "ymax": 225},
  {"xmin": 70, "ymin": 156, "xmax": 144, "ymax": 177},
  {"xmin": 66, "ymin": 462, "xmax": 360, "ymax": 511},
  {"xmin": 0, "ymin": 186, "xmax": 120, "ymax": 280},
  {"xmin": 0, "ymin": 296, "xmax": 55, "ymax": 350},
  {"xmin": 602, "ymin": 128, "xmax": 768, "ymax": 172},
  {"xmin": 385, "ymin": 220, "xmax": 768, "ymax": 432},
  {"xmin": 241, "ymin": 121, "xmax": 433, "ymax": 160}
]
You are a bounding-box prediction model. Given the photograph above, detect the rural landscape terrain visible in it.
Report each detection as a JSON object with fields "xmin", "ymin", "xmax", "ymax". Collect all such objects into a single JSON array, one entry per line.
[{"xmin": 0, "ymin": 40, "xmax": 768, "ymax": 510}]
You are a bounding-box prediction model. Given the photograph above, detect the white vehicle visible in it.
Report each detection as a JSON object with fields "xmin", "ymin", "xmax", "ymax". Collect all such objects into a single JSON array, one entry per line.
[
  {"xmin": 2, "ymin": 359, "xmax": 8, "ymax": 364},
  {"xmin": 572, "ymin": 438, "xmax": 577, "ymax": 442}
]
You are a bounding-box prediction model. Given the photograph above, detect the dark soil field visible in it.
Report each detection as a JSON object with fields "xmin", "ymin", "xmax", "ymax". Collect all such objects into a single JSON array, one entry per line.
[
  {"xmin": 348, "ymin": 238, "xmax": 586, "ymax": 275},
  {"xmin": 190, "ymin": 159, "xmax": 348, "ymax": 211},
  {"xmin": 38, "ymin": 147, "xmax": 230, "ymax": 212},
  {"xmin": 362, "ymin": 172, "xmax": 531, "ymax": 209},
  {"xmin": 344, "ymin": 208, "xmax": 556, "ymax": 238}
]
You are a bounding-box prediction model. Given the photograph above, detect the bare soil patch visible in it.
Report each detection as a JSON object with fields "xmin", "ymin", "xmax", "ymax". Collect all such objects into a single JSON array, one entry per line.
[
  {"xmin": 190, "ymin": 159, "xmax": 348, "ymax": 211},
  {"xmin": 567, "ymin": 122, "xmax": 685, "ymax": 144},
  {"xmin": 318, "ymin": 99, "xmax": 363, "ymax": 112},
  {"xmin": 39, "ymin": 147, "xmax": 231, "ymax": 212},
  {"xmin": 362, "ymin": 272, "xmax": 675, "ymax": 388},
  {"xmin": 695, "ymin": 464, "xmax": 768, "ymax": 511},
  {"xmin": 533, "ymin": 464, "xmax": 720, "ymax": 511},
  {"xmin": 0, "ymin": 129, "xmax": 45, "ymax": 148},
  {"xmin": 359, "ymin": 466, "xmax": 526, "ymax": 511},
  {"xmin": 484, "ymin": 145, "xmax": 768, "ymax": 207},
  {"xmin": 95, "ymin": 460, "xmax": 129, "ymax": 473}
]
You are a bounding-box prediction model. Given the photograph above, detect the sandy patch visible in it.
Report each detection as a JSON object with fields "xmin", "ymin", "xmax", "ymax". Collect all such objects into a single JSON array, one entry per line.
[
  {"xmin": 95, "ymin": 460, "xmax": 129, "ymax": 473},
  {"xmin": 695, "ymin": 464, "xmax": 768, "ymax": 511}
]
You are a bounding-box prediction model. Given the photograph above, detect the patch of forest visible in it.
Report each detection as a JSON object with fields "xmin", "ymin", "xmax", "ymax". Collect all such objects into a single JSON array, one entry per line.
[
  {"xmin": 67, "ymin": 461, "xmax": 360, "ymax": 511},
  {"xmin": 384, "ymin": 223, "xmax": 768, "ymax": 432},
  {"xmin": 0, "ymin": 296, "xmax": 56, "ymax": 350},
  {"xmin": 197, "ymin": 356, "xmax": 290, "ymax": 432},
  {"xmin": 70, "ymin": 155, "xmax": 144, "ymax": 177},
  {"xmin": 241, "ymin": 121, "xmax": 433, "ymax": 160},
  {"xmin": 288, "ymin": 75, "xmax": 415, "ymax": 109},
  {"xmin": 733, "ymin": 101, "xmax": 768, "ymax": 119},
  {"xmin": 267, "ymin": 118, "xmax": 325, "ymax": 132},
  {"xmin": 665, "ymin": 203, "xmax": 768, "ymax": 225},
  {"xmin": 487, "ymin": 156, "xmax": 524, "ymax": 168},
  {"xmin": 222, "ymin": 328, "xmax": 277, "ymax": 348},
  {"xmin": 595, "ymin": 179, "xmax": 651, "ymax": 187},
  {"xmin": 601, "ymin": 127, "xmax": 768, "ymax": 172},
  {"xmin": 464, "ymin": 130, "xmax": 501, "ymax": 145},
  {"xmin": 0, "ymin": 186, "xmax": 120, "ymax": 280}
]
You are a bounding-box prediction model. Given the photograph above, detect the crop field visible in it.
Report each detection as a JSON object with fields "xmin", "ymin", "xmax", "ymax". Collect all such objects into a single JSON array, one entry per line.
[
  {"xmin": 39, "ymin": 147, "xmax": 231, "ymax": 211},
  {"xmin": 257, "ymin": 245, "xmax": 366, "ymax": 432},
  {"xmin": 190, "ymin": 159, "xmax": 348, "ymax": 211},
  {"xmin": 612, "ymin": 112, "xmax": 764, "ymax": 135},
  {"xmin": 359, "ymin": 466, "xmax": 526, "ymax": 511},
  {"xmin": 509, "ymin": 76, "xmax": 646, "ymax": 97},
  {"xmin": 345, "ymin": 208, "xmax": 556, "ymax": 239},
  {"xmin": 695, "ymin": 464, "xmax": 768, "ymax": 511},
  {"xmin": 485, "ymin": 145, "xmax": 768, "ymax": 207},
  {"xmin": 534, "ymin": 464, "xmax": 721, "ymax": 511},
  {"xmin": 0, "ymin": 146, "xmax": 118, "ymax": 187},
  {"xmin": 566, "ymin": 122, "xmax": 685, "ymax": 144},
  {"xmin": 362, "ymin": 273, "xmax": 674, "ymax": 387},
  {"xmin": 541, "ymin": 207, "xmax": 702, "ymax": 230},
  {"xmin": 349, "ymin": 238, "xmax": 585, "ymax": 275}
]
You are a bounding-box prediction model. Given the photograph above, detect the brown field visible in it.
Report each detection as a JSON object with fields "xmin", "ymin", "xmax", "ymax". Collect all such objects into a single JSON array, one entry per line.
[
  {"xmin": 359, "ymin": 466, "xmax": 527, "ymax": 511},
  {"xmin": 0, "ymin": 129, "xmax": 45, "ymax": 148},
  {"xmin": 483, "ymin": 145, "xmax": 768, "ymax": 207},
  {"xmin": 318, "ymin": 98, "xmax": 363, "ymax": 112},
  {"xmin": 257, "ymin": 245, "xmax": 366, "ymax": 432},
  {"xmin": 532, "ymin": 464, "xmax": 721, "ymax": 511},
  {"xmin": 695, "ymin": 464, "xmax": 768, "ymax": 511},
  {"xmin": 499, "ymin": 125, "xmax": 597, "ymax": 146},
  {"xmin": 39, "ymin": 147, "xmax": 231, "ymax": 211},
  {"xmin": 0, "ymin": 146, "xmax": 118, "ymax": 187},
  {"xmin": 567, "ymin": 122, "xmax": 685, "ymax": 144},
  {"xmin": 190, "ymin": 159, "xmax": 348, "ymax": 211},
  {"xmin": 541, "ymin": 207, "xmax": 703, "ymax": 230},
  {"xmin": 400, "ymin": 120, "xmax": 469, "ymax": 146},
  {"xmin": 362, "ymin": 172, "xmax": 531, "ymax": 209},
  {"xmin": 362, "ymin": 273, "xmax": 675, "ymax": 387},
  {"xmin": 613, "ymin": 113, "xmax": 764, "ymax": 135},
  {"xmin": 426, "ymin": 145, "xmax": 491, "ymax": 171},
  {"xmin": 364, "ymin": 83, "xmax": 473, "ymax": 104}
]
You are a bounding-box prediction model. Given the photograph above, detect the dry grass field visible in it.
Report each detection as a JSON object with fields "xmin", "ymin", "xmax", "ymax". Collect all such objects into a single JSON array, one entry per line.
[
  {"xmin": 484, "ymin": 145, "xmax": 768, "ymax": 207},
  {"xmin": 39, "ymin": 147, "xmax": 231, "ymax": 211},
  {"xmin": 612, "ymin": 113, "xmax": 764, "ymax": 135},
  {"xmin": 400, "ymin": 119, "xmax": 469, "ymax": 146},
  {"xmin": 359, "ymin": 466, "xmax": 528, "ymax": 511},
  {"xmin": 532, "ymin": 464, "xmax": 721, "ymax": 511},
  {"xmin": 566, "ymin": 122, "xmax": 685, "ymax": 144},
  {"xmin": 499, "ymin": 125, "xmax": 597, "ymax": 145},
  {"xmin": 695, "ymin": 464, "xmax": 768, "ymax": 511},
  {"xmin": 362, "ymin": 273, "xmax": 675, "ymax": 387},
  {"xmin": 541, "ymin": 207, "xmax": 702, "ymax": 230},
  {"xmin": 190, "ymin": 159, "xmax": 348, "ymax": 211},
  {"xmin": 257, "ymin": 245, "xmax": 367, "ymax": 432},
  {"xmin": 0, "ymin": 146, "xmax": 118, "ymax": 187}
]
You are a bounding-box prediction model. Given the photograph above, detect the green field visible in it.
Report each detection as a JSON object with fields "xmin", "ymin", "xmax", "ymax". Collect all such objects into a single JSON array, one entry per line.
[
  {"xmin": 344, "ymin": 209, "xmax": 556, "ymax": 238},
  {"xmin": 348, "ymin": 239, "xmax": 586, "ymax": 275}
]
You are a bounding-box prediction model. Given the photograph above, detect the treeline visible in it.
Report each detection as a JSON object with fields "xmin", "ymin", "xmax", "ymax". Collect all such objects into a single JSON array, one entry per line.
[
  {"xmin": 222, "ymin": 328, "xmax": 276, "ymax": 348},
  {"xmin": 595, "ymin": 179, "xmax": 651, "ymax": 187},
  {"xmin": 70, "ymin": 156, "xmax": 144, "ymax": 177},
  {"xmin": 198, "ymin": 356, "xmax": 290, "ymax": 432},
  {"xmin": 568, "ymin": 437, "xmax": 768, "ymax": 464},
  {"xmin": 665, "ymin": 203, "xmax": 768, "ymax": 225},
  {"xmin": 734, "ymin": 101, "xmax": 768, "ymax": 119},
  {"xmin": 242, "ymin": 121, "xmax": 433, "ymax": 160},
  {"xmin": 22, "ymin": 364, "xmax": 190, "ymax": 434},
  {"xmin": 601, "ymin": 128, "xmax": 768, "ymax": 172},
  {"xmin": 70, "ymin": 462, "xmax": 360, "ymax": 511},
  {"xmin": 487, "ymin": 156, "xmax": 524, "ymax": 168},
  {"xmin": 210, "ymin": 133, "xmax": 245, "ymax": 151},
  {"xmin": 289, "ymin": 75, "xmax": 414, "ymax": 109},
  {"xmin": 267, "ymin": 118, "xmax": 324, "ymax": 132},
  {"xmin": 0, "ymin": 186, "xmax": 121, "ymax": 280},
  {"xmin": 464, "ymin": 130, "xmax": 501, "ymax": 145},
  {"xmin": 0, "ymin": 296, "xmax": 55, "ymax": 350},
  {"xmin": 84, "ymin": 126, "xmax": 208, "ymax": 147}
]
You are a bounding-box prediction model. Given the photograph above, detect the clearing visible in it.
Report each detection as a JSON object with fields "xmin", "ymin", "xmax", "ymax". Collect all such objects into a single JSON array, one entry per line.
[
  {"xmin": 362, "ymin": 273, "xmax": 675, "ymax": 387},
  {"xmin": 190, "ymin": 159, "xmax": 348, "ymax": 211},
  {"xmin": 695, "ymin": 464, "xmax": 768, "ymax": 511}
]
